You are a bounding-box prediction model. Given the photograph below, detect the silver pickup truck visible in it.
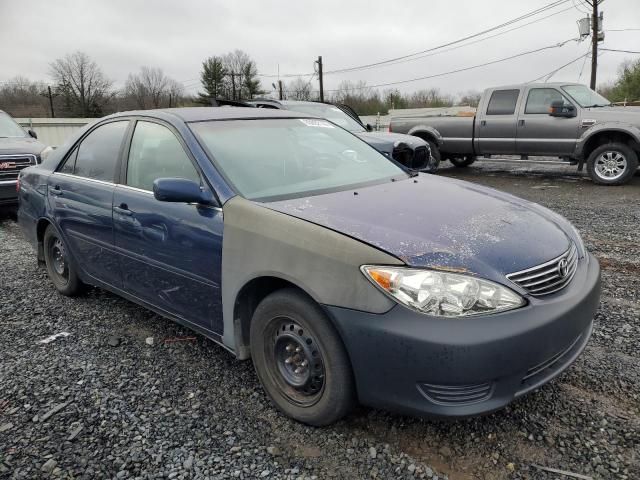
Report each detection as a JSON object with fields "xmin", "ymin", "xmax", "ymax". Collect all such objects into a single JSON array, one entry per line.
[{"xmin": 389, "ymin": 83, "xmax": 640, "ymax": 185}]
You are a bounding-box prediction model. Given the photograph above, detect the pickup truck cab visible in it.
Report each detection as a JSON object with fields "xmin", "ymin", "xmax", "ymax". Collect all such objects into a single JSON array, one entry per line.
[{"xmin": 389, "ymin": 83, "xmax": 640, "ymax": 185}]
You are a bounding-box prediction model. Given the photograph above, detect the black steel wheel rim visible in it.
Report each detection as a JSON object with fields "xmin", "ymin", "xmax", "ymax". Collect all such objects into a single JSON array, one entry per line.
[
  {"xmin": 49, "ymin": 237, "xmax": 69, "ymax": 282},
  {"xmin": 266, "ymin": 318, "xmax": 326, "ymax": 406}
]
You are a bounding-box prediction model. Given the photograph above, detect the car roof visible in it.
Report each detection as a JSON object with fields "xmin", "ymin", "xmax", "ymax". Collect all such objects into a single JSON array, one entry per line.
[
  {"xmin": 488, "ymin": 82, "xmax": 585, "ymax": 91},
  {"xmin": 106, "ymin": 106, "xmax": 311, "ymax": 123}
]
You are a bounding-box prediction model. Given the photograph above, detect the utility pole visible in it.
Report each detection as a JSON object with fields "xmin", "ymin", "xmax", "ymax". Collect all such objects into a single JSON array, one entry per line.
[
  {"xmin": 231, "ymin": 72, "xmax": 236, "ymax": 100},
  {"xmin": 168, "ymin": 93, "xmax": 173, "ymax": 108},
  {"xmin": 317, "ymin": 56, "xmax": 324, "ymax": 102},
  {"xmin": 278, "ymin": 80, "xmax": 284, "ymax": 100},
  {"xmin": 590, "ymin": 0, "xmax": 600, "ymax": 90},
  {"xmin": 47, "ymin": 86, "xmax": 55, "ymax": 118}
]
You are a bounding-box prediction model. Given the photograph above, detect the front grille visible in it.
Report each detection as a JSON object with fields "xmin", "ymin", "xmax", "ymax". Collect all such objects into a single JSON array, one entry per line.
[
  {"xmin": 506, "ymin": 244, "xmax": 578, "ymax": 296},
  {"xmin": 418, "ymin": 382, "xmax": 493, "ymax": 406},
  {"xmin": 412, "ymin": 146, "xmax": 429, "ymax": 170},
  {"xmin": 391, "ymin": 144, "xmax": 413, "ymax": 168},
  {"xmin": 0, "ymin": 154, "xmax": 37, "ymax": 182}
]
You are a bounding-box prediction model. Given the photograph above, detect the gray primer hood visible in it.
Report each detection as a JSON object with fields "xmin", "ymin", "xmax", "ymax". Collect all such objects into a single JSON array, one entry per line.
[
  {"xmin": 0, "ymin": 137, "xmax": 46, "ymax": 156},
  {"xmin": 354, "ymin": 131, "xmax": 427, "ymax": 154}
]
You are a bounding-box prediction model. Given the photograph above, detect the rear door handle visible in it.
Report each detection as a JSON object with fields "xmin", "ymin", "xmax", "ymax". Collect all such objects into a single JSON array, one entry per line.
[
  {"xmin": 113, "ymin": 203, "xmax": 133, "ymax": 216},
  {"xmin": 518, "ymin": 119, "xmax": 525, "ymax": 126},
  {"xmin": 480, "ymin": 120, "xmax": 487, "ymax": 126},
  {"xmin": 50, "ymin": 185, "xmax": 63, "ymax": 196}
]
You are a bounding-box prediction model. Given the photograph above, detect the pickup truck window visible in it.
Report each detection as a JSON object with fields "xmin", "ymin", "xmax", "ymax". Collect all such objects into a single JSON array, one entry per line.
[
  {"xmin": 486, "ymin": 89, "xmax": 519, "ymax": 115},
  {"xmin": 561, "ymin": 85, "xmax": 610, "ymax": 108},
  {"xmin": 525, "ymin": 88, "xmax": 572, "ymax": 114}
]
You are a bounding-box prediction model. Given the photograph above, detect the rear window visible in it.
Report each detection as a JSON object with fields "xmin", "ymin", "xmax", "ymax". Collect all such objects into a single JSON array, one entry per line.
[{"xmin": 486, "ymin": 89, "xmax": 520, "ymax": 115}]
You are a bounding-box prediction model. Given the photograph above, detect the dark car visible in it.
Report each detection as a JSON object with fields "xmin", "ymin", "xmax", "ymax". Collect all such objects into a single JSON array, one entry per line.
[
  {"xmin": 18, "ymin": 107, "xmax": 600, "ymax": 426},
  {"xmin": 0, "ymin": 110, "xmax": 51, "ymax": 208},
  {"xmin": 249, "ymin": 99, "xmax": 439, "ymax": 172}
]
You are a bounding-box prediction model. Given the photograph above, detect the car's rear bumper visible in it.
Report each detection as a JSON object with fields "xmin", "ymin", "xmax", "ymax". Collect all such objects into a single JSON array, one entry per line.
[
  {"xmin": 325, "ymin": 253, "xmax": 600, "ymax": 417},
  {"xmin": 0, "ymin": 180, "xmax": 18, "ymax": 205}
]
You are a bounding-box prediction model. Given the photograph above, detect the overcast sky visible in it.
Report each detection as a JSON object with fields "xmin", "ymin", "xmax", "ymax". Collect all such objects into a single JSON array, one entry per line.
[{"xmin": 1, "ymin": 0, "xmax": 638, "ymax": 98}]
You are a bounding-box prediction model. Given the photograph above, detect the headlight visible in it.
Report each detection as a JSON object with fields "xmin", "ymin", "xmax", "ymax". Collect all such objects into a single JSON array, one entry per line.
[
  {"xmin": 39, "ymin": 146, "xmax": 54, "ymax": 162},
  {"xmin": 361, "ymin": 266, "xmax": 525, "ymax": 317},
  {"xmin": 568, "ymin": 224, "xmax": 586, "ymax": 258}
]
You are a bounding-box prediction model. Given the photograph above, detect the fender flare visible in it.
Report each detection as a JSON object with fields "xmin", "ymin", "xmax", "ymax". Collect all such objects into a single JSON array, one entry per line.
[
  {"xmin": 575, "ymin": 122, "xmax": 640, "ymax": 157},
  {"xmin": 406, "ymin": 126, "xmax": 444, "ymax": 147}
]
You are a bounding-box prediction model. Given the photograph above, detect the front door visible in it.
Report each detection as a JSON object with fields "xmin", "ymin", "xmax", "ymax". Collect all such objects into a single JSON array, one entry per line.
[
  {"xmin": 476, "ymin": 89, "xmax": 521, "ymax": 155},
  {"xmin": 112, "ymin": 120, "xmax": 223, "ymax": 333},
  {"xmin": 516, "ymin": 87, "xmax": 581, "ymax": 155},
  {"xmin": 48, "ymin": 120, "xmax": 129, "ymax": 288}
]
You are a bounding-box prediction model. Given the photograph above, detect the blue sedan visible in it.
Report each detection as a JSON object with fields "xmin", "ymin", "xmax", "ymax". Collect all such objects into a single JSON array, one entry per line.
[{"xmin": 17, "ymin": 107, "xmax": 601, "ymax": 425}]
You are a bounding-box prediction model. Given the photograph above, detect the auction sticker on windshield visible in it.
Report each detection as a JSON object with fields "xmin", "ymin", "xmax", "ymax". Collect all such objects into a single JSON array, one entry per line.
[{"xmin": 299, "ymin": 118, "xmax": 334, "ymax": 128}]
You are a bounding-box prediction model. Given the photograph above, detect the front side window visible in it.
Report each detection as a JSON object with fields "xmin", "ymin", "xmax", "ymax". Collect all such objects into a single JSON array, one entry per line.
[
  {"xmin": 74, "ymin": 121, "xmax": 128, "ymax": 182},
  {"xmin": 0, "ymin": 112, "xmax": 27, "ymax": 138},
  {"xmin": 190, "ymin": 118, "xmax": 406, "ymax": 201},
  {"xmin": 525, "ymin": 88, "xmax": 573, "ymax": 114},
  {"xmin": 486, "ymin": 89, "xmax": 520, "ymax": 115},
  {"xmin": 126, "ymin": 121, "xmax": 200, "ymax": 191}
]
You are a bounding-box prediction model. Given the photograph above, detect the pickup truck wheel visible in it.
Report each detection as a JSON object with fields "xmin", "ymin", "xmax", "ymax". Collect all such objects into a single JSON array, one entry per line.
[
  {"xmin": 250, "ymin": 288, "xmax": 356, "ymax": 426},
  {"xmin": 43, "ymin": 225, "xmax": 86, "ymax": 296},
  {"xmin": 587, "ymin": 142, "xmax": 638, "ymax": 185},
  {"xmin": 449, "ymin": 156, "xmax": 476, "ymax": 168}
]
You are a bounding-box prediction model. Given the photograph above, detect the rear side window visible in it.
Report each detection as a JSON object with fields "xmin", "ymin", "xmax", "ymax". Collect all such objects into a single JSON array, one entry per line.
[
  {"xmin": 525, "ymin": 88, "xmax": 573, "ymax": 114},
  {"xmin": 126, "ymin": 121, "xmax": 200, "ymax": 191},
  {"xmin": 73, "ymin": 121, "xmax": 128, "ymax": 182},
  {"xmin": 486, "ymin": 90, "xmax": 520, "ymax": 115}
]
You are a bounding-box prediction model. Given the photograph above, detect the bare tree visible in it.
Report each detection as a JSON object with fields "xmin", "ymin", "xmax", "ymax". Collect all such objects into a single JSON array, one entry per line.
[
  {"xmin": 286, "ymin": 77, "xmax": 313, "ymax": 100},
  {"xmin": 458, "ymin": 90, "xmax": 482, "ymax": 108},
  {"xmin": 49, "ymin": 51, "xmax": 113, "ymax": 116},
  {"xmin": 222, "ymin": 49, "xmax": 261, "ymax": 99},
  {"xmin": 0, "ymin": 76, "xmax": 50, "ymax": 117},
  {"xmin": 124, "ymin": 67, "xmax": 181, "ymax": 109}
]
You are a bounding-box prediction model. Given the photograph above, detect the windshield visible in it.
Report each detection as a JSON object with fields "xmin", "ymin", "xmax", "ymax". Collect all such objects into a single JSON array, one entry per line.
[
  {"xmin": 190, "ymin": 118, "xmax": 405, "ymax": 201},
  {"xmin": 561, "ymin": 85, "xmax": 611, "ymax": 108},
  {"xmin": 285, "ymin": 103, "xmax": 365, "ymax": 132},
  {"xmin": 0, "ymin": 112, "xmax": 27, "ymax": 138}
]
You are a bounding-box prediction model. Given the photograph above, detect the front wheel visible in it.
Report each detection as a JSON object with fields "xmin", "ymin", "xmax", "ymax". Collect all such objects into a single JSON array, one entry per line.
[
  {"xmin": 250, "ymin": 288, "xmax": 355, "ymax": 426},
  {"xmin": 449, "ymin": 156, "xmax": 476, "ymax": 168},
  {"xmin": 43, "ymin": 225, "xmax": 86, "ymax": 296},
  {"xmin": 586, "ymin": 142, "xmax": 638, "ymax": 185}
]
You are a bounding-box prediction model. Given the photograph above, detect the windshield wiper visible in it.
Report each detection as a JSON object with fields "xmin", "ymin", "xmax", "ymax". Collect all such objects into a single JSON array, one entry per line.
[{"xmin": 584, "ymin": 104, "xmax": 611, "ymax": 108}]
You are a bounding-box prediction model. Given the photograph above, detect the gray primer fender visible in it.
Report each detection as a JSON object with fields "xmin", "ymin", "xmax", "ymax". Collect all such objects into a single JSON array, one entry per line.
[
  {"xmin": 407, "ymin": 126, "xmax": 444, "ymax": 146},
  {"xmin": 221, "ymin": 196, "xmax": 403, "ymax": 356},
  {"xmin": 574, "ymin": 122, "xmax": 640, "ymax": 157}
]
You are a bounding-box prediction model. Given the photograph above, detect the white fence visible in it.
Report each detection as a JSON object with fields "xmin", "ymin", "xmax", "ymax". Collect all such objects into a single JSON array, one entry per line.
[{"xmin": 16, "ymin": 118, "xmax": 91, "ymax": 147}]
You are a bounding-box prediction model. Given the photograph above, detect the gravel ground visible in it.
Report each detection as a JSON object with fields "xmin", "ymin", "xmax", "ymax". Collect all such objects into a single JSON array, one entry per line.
[{"xmin": 0, "ymin": 160, "xmax": 638, "ymax": 480}]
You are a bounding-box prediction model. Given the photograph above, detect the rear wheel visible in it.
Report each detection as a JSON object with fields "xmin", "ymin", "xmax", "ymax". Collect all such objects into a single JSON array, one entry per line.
[
  {"xmin": 449, "ymin": 156, "xmax": 476, "ymax": 168},
  {"xmin": 43, "ymin": 225, "xmax": 86, "ymax": 296},
  {"xmin": 250, "ymin": 288, "xmax": 355, "ymax": 426},
  {"xmin": 587, "ymin": 142, "xmax": 638, "ymax": 185}
]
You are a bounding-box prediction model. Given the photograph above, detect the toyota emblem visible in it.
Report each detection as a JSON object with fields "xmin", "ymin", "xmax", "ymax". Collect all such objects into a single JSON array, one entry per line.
[{"xmin": 557, "ymin": 258, "xmax": 569, "ymax": 278}]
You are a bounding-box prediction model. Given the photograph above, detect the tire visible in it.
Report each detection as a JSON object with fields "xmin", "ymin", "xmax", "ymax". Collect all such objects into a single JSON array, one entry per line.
[
  {"xmin": 449, "ymin": 156, "xmax": 476, "ymax": 168},
  {"xmin": 250, "ymin": 288, "xmax": 356, "ymax": 426},
  {"xmin": 43, "ymin": 225, "xmax": 86, "ymax": 296},
  {"xmin": 586, "ymin": 142, "xmax": 638, "ymax": 186}
]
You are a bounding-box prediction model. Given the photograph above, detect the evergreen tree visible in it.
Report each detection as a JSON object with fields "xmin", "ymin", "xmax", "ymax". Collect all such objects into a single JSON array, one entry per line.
[{"xmin": 197, "ymin": 56, "xmax": 227, "ymax": 104}]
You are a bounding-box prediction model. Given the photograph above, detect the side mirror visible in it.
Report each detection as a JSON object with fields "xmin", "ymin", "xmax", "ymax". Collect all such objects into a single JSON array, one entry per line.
[
  {"xmin": 366, "ymin": 123, "xmax": 374, "ymax": 132},
  {"xmin": 549, "ymin": 100, "xmax": 576, "ymax": 118},
  {"xmin": 153, "ymin": 178, "xmax": 216, "ymax": 205},
  {"xmin": 28, "ymin": 129, "xmax": 38, "ymax": 139}
]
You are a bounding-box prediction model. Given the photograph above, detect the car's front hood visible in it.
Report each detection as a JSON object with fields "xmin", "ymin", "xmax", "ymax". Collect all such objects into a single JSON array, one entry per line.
[
  {"xmin": 0, "ymin": 137, "xmax": 45, "ymax": 156},
  {"xmin": 586, "ymin": 106, "xmax": 640, "ymax": 125},
  {"xmin": 354, "ymin": 131, "xmax": 426, "ymax": 155},
  {"xmin": 264, "ymin": 175, "xmax": 572, "ymax": 283}
]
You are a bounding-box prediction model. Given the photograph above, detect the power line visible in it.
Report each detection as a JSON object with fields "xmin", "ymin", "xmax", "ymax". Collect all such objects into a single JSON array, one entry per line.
[
  {"xmin": 323, "ymin": 0, "xmax": 573, "ymax": 75},
  {"xmin": 324, "ymin": 38, "xmax": 578, "ymax": 92},
  {"xmin": 605, "ymin": 28, "xmax": 640, "ymax": 32},
  {"xmin": 600, "ymin": 48, "xmax": 640, "ymax": 54}
]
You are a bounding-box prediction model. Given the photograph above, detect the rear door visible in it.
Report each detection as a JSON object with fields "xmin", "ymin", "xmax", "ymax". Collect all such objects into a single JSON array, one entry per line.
[
  {"xmin": 516, "ymin": 87, "xmax": 581, "ymax": 155},
  {"xmin": 476, "ymin": 89, "xmax": 521, "ymax": 154},
  {"xmin": 48, "ymin": 120, "xmax": 129, "ymax": 288},
  {"xmin": 112, "ymin": 119, "xmax": 223, "ymax": 333}
]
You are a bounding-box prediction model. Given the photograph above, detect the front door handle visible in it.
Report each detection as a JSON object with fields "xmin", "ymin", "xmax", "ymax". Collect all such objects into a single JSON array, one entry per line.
[
  {"xmin": 113, "ymin": 203, "xmax": 133, "ymax": 216},
  {"xmin": 50, "ymin": 185, "xmax": 63, "ymax": 196},
  {"xmin": 518, "ymin": 119, "xmax": 525, "ymax": 126},
  {"xmin": 480, "ymin": 120, "xmax": 487, "ymax": 127}
]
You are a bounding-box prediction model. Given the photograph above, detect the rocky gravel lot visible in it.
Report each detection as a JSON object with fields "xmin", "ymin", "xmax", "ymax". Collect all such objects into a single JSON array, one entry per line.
[{"xmin": 1, "ymin": 160, "xmax": 639, "ymax": 480}]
